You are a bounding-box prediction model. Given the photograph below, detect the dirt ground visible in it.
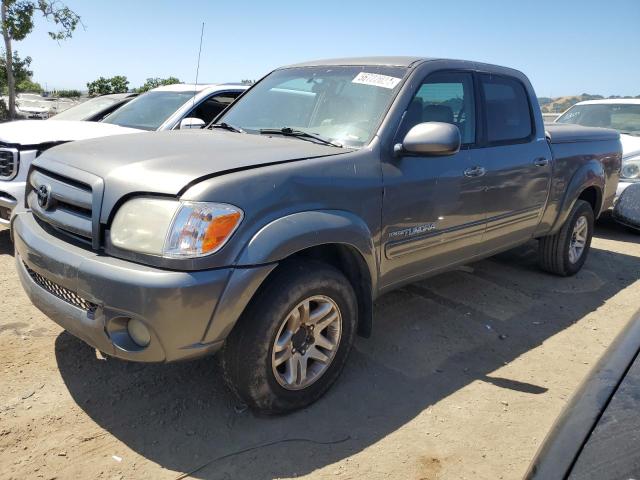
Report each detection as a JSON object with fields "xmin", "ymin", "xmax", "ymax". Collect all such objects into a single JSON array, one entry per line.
[{"xmin": 1, "ymin": 216, "xmax": 639, "ymax": 480}]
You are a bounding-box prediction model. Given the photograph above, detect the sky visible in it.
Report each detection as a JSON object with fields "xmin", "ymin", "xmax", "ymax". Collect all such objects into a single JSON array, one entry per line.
[{"xmin": 15, "ymin": 0, "xmax": 640, "ymax": 97}]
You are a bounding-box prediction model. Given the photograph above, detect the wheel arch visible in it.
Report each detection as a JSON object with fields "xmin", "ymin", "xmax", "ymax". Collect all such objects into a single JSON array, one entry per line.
[
  {"xmin": 282, "ymin": 243, "xmax": 374, "ymax": 337},
  {"xmin": 236, "ymin": 210, "xmax": 378, "ymax": 338},
  {"xmin": 550, "ymin": 162, "xmax": 605, "ymax": 234},
  {"xmin": 577, "ymin": 186, "xmax": 602, "ymax": 216}
]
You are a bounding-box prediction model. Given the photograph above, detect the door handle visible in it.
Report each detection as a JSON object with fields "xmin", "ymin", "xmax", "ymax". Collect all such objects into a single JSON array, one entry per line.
[
  {"xmin": 534, "ymin": 157, "xmax": 549, "ymax": 167},
  {"xmin": 464, "ymin": 166, "xmax": 486, "ymax": 177}
]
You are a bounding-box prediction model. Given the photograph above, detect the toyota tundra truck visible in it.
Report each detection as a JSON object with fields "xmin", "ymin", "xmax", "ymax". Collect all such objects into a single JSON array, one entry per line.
[{"xmin": 12, "ymin": 57, "xmax": 622, "ymax": 414}]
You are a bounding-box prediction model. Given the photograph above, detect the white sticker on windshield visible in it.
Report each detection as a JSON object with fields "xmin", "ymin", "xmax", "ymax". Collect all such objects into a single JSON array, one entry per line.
[{"xmin": 352, "ymin": 72, "xmax": 401, "ymax": 89}]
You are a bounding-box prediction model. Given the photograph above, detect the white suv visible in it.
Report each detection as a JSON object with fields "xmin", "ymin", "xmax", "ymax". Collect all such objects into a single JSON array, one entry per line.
[{"xmin": 0, "ymin": 83, "xmax": 247, "ymax": 228}]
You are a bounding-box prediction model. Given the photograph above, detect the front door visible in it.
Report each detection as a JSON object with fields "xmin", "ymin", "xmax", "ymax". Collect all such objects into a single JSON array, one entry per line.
[{"xmin": 380, "ymin": 71, "xmax": 486, "ymax": 289}]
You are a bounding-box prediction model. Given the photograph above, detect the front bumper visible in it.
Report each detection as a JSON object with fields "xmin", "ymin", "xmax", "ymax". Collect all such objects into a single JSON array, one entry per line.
[
  {"xmin": 613, "ymin": 182, "xmax": 640, "ymax": 230},
  {"xmin": 0, "ymin": 180, "xmax": 25, "ymax": 228},
  {"xmin": 616, "ymin": 180, "xmax": 638, "ymax": 200},
  {"xmin": 14, "ymin": 212, "xmax": 274, "ymax": 362}
]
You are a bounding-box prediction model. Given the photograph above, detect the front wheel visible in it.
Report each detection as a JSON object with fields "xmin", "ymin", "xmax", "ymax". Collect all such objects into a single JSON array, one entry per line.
[
  {"xmin": 221, "ymin": 260, "xmax": 357, "ymax": 414},
  {"xmin": 538, "ymin": 199, "xmax": 594, "ymax": 276}
]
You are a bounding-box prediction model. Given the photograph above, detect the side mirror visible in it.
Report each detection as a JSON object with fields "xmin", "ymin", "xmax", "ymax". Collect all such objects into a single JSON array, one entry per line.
[
  {"xmin": 179, "ymin": 117, "xmax": 206, "ymax": 130},
  {"xmin": 394, "ymin": 122, "xmax": 461, "ymax": 157}
]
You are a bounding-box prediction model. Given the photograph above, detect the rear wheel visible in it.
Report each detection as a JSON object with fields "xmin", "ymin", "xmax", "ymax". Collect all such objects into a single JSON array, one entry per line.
[
  {"xmin": 221, "ymin": 260, "xmax": 357, "ymax": 414},
  {"xmin": 538, "ymin": 199, "xmax": 594, "ymax": 276}
]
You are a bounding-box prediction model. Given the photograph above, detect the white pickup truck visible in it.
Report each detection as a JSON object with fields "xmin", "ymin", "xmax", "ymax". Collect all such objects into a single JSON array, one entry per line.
[{"xmin": 0, "ymin": 83, "xmax": 247, "ymax": 227}]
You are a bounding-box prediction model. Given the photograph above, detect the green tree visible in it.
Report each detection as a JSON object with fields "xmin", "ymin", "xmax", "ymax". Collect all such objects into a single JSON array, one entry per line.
[
  {"xmin": 86, "ymin": 76, "xmax": 111, "ymax": 96},
  {"xmin": 54, "ymin": 88, "xmax": 80, "ymax": 98},
  {"xmin": 134, "ymin": 76, "xmax": 180, "ymax": 93},
  {"xmin": 86, "ymin": 75, "xmax": 129, "ymax": 96},
  {"xmin": 16, "ymin": 77, "xmax": 40, "ymax": 92},
  {"xmin": 0, "ymin": 1, "xmax": 81, "ymax": 118},
  {"xmin": 109, "ymin": 75, "xmax": 128, "ymax": 93},
  {"xmin": 0, "ymin": 49, "xmax": 33, "ymax": 91}
]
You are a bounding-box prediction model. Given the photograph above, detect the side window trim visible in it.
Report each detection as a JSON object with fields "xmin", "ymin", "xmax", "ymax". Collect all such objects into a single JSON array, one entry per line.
[
  {"xmin": 395, "ymin": 69, "xmax": 479, "ymax": 148},
  {"xmin": 472, "ymin": 72, "xmax": 486, "ymax": 147},
  {"xmin": 477, "ymin": 72, "xmax": 537, "ymax": 147}
]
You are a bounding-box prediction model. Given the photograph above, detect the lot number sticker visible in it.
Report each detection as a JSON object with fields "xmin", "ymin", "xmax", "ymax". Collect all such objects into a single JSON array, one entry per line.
[{"xmin": 352, "ymin": 72, "xmax": 402, "ymax": 89}]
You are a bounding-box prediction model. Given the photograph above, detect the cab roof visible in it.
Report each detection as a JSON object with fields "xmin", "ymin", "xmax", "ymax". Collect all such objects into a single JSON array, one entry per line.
[
  {"xmin": 281, "ymin": 57, "xmax": 525, "ymax": 79},
  {"xmin": 285, "ymin": 56, "xmax": 431, "ymax": 68}
]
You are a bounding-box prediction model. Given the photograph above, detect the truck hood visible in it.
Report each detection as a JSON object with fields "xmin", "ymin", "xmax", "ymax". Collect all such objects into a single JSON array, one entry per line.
[
  {"xmin": 34, "ymin": 129, "xmax": 349, "ymax": 202},
  {"xmin": 621, "ymin": 134, "xmax": 640, "ymax": 158},
  {"xmin": 0, "ymin": 120, "xmax": 141, "ymax": 147}
]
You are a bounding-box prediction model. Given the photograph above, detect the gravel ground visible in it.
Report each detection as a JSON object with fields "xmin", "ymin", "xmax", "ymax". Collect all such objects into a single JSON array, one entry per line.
[{"xmin": 1, "ymin": 216, "xmax": 639, "ymax": 480}]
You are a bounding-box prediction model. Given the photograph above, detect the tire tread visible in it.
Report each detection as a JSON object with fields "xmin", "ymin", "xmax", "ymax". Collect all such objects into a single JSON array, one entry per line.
[{"xmin": 538, "ymin": 200, "xmax": 593, "ymax": 276}]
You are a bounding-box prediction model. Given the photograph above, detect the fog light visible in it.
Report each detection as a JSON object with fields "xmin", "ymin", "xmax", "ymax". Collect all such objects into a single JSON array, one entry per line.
[{"xmin": 127, "ymin": 318, "xmax": 151, "ymax": 347}]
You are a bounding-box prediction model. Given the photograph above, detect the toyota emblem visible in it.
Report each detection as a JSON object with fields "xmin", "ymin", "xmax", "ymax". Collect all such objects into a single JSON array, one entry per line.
[{"xmin": 36, "ymin": 184, "xmax": 52, "ymax": 210}]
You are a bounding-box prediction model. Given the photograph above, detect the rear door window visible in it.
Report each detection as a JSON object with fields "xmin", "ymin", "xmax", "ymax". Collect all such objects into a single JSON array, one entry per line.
[{"xmin": 480, "ymin": 74, "xmax": 533, "ymax": 143}]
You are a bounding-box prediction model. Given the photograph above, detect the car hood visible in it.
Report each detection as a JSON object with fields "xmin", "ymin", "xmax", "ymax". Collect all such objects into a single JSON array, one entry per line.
[
  {"xmin": 0, "ymin": 120, "xmax": 141, "ymax": 147},
  {"xmin": 34, "ymin": 129, "xmax": 349, "ymax": 214},
  {"xmin": 621, "ymin": 134, "xmax": 640, "ymax": 158}
]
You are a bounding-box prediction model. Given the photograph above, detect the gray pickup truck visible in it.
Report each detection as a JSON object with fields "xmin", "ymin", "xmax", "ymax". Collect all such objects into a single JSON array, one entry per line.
[{"xmin": 12, "ymin": 57, "xmax": 621, "ymax": 413}]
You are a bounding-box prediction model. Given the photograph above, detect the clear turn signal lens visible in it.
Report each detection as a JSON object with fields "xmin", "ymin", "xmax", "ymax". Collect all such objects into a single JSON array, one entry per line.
[{"xmin": 164, "ymin": 202, "xmax": 243, "ymax": 257}]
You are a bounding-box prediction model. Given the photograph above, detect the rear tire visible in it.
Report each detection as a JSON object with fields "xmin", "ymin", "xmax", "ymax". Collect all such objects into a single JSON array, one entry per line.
[
  {"xmin": 221, "ymin": 260, "xmax": 357, "ymax": 414},
  {"xmin": 538, "ymin": 199, "xmax": 594, "ymax": 276}
]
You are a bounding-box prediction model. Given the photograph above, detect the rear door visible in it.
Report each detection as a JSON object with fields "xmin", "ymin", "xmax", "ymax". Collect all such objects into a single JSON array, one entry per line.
[
  {"xmin": 476, "ymin": 73, "xmax": 552, "ymax": 250},
  {"xmin": 380, "ymin": 70, "xmax": 486, "ymax": 288}
]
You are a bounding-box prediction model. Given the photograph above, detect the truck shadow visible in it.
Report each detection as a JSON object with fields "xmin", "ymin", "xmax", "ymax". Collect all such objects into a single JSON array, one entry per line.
[
  {"xmin": 54, "ymin": 223, "xmax": 640, "ymax": 479},
  {"xmin": 0, "ymin": 229, "xmax": 13, "ymax": 256}
]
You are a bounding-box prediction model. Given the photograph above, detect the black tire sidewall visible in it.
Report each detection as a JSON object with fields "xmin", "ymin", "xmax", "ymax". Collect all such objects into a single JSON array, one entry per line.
[
  {"xmin": 561, "ymin": 201, "xmax": 594, "ymax": 275},
  {"xmin": 227, "ymin": 261, "xmax": 357, "ymax": 413}
]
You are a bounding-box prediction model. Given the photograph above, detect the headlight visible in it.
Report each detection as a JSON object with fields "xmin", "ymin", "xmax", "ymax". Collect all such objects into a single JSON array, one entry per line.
[
  {"xmin": 621, "ymin": 155, "xmax": 640, "ymax": 180},
  {"xmin": 110, "ymin": 198, "xmax": 243, "ymax": 258}
]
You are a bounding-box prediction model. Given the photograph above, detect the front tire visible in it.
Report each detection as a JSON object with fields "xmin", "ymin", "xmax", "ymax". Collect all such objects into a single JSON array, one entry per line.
[
  {"xmin": 538, "ymin": 199, "xmax": 594, "ymax": 276},
  {"xmin": 221, "ymin": 260, "xmax": 357, "ymax": 414}
]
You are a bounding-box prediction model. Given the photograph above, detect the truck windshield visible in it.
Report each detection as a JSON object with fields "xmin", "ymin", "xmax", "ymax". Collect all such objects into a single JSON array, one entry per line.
[
  {"xmin": 102, "ymin": 91, "xmax": 196, "ymax": 130},
  {"xmin": 556, "ymin": 103, "xmax": 640, "ymax": 136},
  {"xmin": 50, "ymin": 96, "xmax": 124, "ymax": 121},
  {"xmin": 218, "ymin": 65, "xmax": 408, "ymax": 147}
]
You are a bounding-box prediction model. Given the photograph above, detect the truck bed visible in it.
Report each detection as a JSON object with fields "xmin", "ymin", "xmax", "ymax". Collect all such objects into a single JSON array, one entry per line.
[
  {"xmin": 535, "ymin": 124, "xmax": 622, "ymax": 236},
  {"xmin": 545, "ymin": 124, "xmax": 620, "ymax": 144}
]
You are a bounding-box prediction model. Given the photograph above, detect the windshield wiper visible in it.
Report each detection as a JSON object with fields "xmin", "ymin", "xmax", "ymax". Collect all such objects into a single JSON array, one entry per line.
[
  {"xmin": 210, "ymin": 122, "xmax": 246, "ymax": 134},
  {"xmin": 259, "ymin": 127, "xmax": 343, "ymax": 148}
]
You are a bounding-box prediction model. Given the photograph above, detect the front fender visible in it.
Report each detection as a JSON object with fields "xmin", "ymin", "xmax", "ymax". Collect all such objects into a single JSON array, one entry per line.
[
  {"xmin": 550, "ymin": 161, "xmax": 604, "ymax": 234},
  {"xmin": 200, "ymin": 210, "xmax": 378, "ymax": 344},
  {"xmin": 236, "ymin": 209, "xmax": 377, "ymax": 283}
]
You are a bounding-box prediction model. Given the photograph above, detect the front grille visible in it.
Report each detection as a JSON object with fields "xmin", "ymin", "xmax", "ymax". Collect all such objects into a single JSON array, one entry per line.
[
  {"xmin": 0, "ymin": 206, "xmax": 10, "ymax": 221},
  {"xmin": 0, "ymin": 148, "xmax": 18, "ymax": 179},
  {"xmin": 24, "ymin": 262, "xmax": 97, "ymax": 313},
  {"xmin": 28, "ymin": 168, "xmax": 94, "ymax": 243}
]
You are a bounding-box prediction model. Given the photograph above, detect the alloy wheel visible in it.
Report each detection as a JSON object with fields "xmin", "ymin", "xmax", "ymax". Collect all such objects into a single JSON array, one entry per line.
[
  {"xmin": 568, "ymin": 215, "xmax": 588, "ymax": 264},
  {"xmin": 271, "ymin": 295, "xmax": 342, "ymax": 390}
]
